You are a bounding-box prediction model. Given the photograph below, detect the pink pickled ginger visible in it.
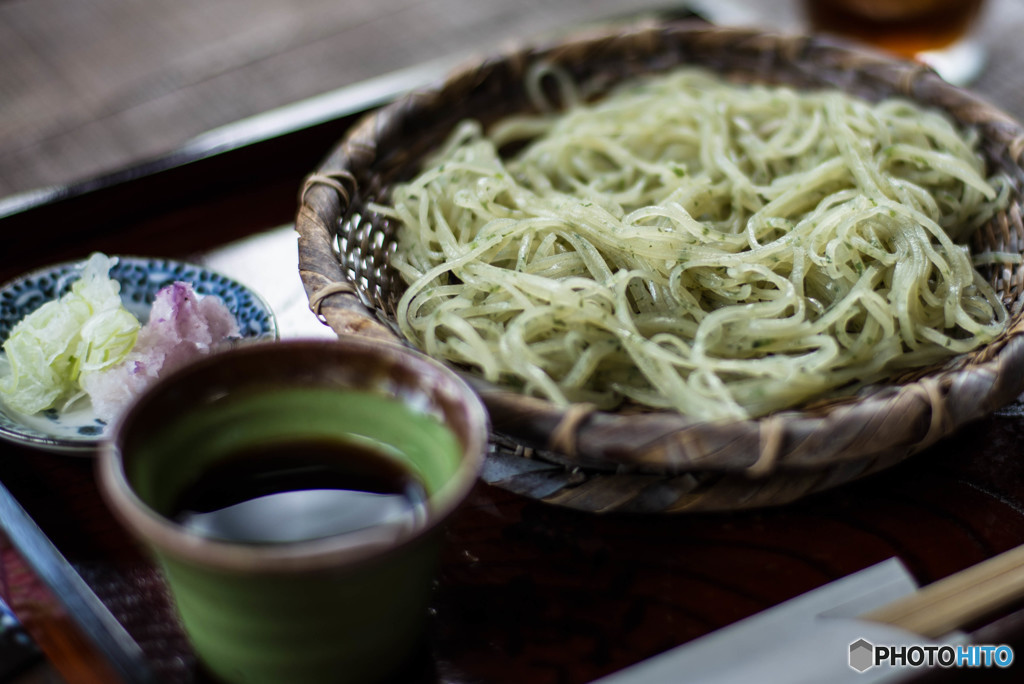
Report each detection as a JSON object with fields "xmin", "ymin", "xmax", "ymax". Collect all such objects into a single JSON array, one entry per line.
[{"xmin": 82, "ymin": 282, "xmax": 239, "ymax": 422}]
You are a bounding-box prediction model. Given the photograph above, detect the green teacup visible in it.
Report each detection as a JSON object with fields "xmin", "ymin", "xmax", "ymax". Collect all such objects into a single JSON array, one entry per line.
[{"xmin": 97, "ymin": 338, "xmax": 489, "ymax": 684}]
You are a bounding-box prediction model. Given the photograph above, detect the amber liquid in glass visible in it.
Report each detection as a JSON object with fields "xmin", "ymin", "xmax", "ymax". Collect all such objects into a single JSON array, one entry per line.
[{"xmin": 805, "ymin": 0, "xmax": 984, "ymax": 59}]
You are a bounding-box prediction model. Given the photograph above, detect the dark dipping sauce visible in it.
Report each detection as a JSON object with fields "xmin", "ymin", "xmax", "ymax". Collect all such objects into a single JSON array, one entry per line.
[{"xmin": 169, "ymin": 438, "xmax": 428, "ymax": 544}]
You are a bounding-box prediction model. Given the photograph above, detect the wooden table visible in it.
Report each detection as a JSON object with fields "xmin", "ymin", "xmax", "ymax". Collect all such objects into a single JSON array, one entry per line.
[{"xmin": 6, "ymin": 3, "xmax": 1024, "ymax": 683}]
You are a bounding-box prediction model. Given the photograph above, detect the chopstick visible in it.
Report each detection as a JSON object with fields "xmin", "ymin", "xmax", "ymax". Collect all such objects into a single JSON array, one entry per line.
[{"xmin": 859, "ymin": 544, "xmax": 1024, "ymax": 638}]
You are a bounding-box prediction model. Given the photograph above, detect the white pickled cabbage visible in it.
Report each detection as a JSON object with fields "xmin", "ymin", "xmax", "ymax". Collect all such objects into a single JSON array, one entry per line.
[{"xmin": 0, "ymin": 253, "xmax": 140, "ymax": 414}]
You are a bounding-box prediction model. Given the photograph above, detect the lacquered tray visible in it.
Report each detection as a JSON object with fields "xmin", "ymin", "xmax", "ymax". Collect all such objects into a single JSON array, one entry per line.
[{"xmin": 4, "ymin": 26, "xmax": 1024, "ymax": 684}]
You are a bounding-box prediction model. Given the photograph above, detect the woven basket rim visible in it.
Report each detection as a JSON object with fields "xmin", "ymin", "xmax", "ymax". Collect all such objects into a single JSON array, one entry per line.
[{"xmin": 296, "ymin": 20, "xmax": 1024, "ymax": 511}]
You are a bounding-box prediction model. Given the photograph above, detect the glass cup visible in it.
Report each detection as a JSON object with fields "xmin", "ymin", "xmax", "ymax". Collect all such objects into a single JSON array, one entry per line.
[
  {"xmin": 96, "ymin": 338, "xmax": 489, "ymax": 684},
  {"xmin": 803, "ymin": 0, "xmax": 987, "ymax": 85}
]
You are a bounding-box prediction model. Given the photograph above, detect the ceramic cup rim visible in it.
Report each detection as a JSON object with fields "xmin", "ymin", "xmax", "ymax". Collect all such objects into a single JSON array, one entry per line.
[{"xmin": 96, "ymin": 338, "xmax": 490, "ymax": 574}]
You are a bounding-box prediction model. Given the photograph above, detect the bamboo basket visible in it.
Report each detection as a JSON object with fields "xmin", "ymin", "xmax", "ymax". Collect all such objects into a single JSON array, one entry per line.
[{"xmin": 296, "ymin": 21, "xmax": 1024, "ymax": 513}]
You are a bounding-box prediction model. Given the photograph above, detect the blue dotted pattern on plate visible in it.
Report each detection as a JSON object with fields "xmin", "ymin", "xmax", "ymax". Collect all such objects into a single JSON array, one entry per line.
[
  {"xmin": 0, "ymin": 256, "xmax": 278, "ymax": 452},
  {"xmin": 0, "ymin": 258, "xmax": 274, "ymax": 339}
]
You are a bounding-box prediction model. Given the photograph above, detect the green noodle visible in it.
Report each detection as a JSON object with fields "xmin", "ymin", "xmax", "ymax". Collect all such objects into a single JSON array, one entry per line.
[{"xmin": 372, "ymin": 68, "xmax": 1011, "ymax": 421}]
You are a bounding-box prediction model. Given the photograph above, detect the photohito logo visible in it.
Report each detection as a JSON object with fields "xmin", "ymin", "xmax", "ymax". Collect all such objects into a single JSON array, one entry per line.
[{"xmin": 849, "ymin": 639, "xmax": 1014, "ymax": 672}]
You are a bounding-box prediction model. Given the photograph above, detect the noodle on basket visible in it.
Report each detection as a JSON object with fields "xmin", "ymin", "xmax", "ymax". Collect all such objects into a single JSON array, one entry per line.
[{"xmin": 370, "ymin": 67, "xmax": 1012, "ymax": 421}]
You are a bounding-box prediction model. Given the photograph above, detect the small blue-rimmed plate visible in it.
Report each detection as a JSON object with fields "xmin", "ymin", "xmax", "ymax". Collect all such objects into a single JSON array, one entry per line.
[{"xmin": 0, "ymin": 256, "xmax": 278, "ymax": 454}]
